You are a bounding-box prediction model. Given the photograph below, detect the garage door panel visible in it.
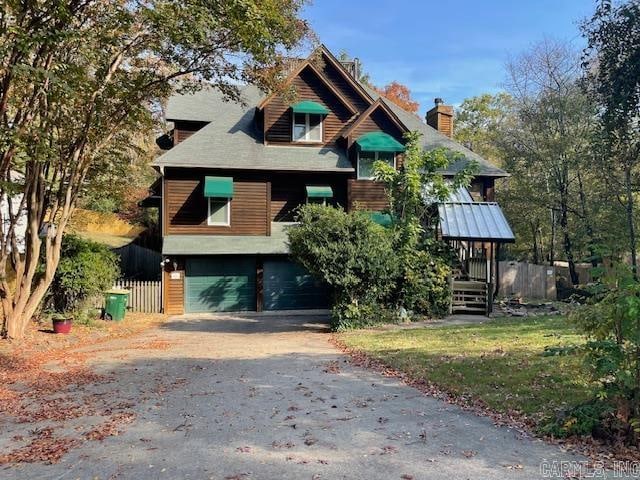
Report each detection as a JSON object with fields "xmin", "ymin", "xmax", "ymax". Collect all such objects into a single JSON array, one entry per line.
[
  {"xmin": 264, "ymin": 259, "xmax": 328, "ymax": 310},
  {"xmin": 185, "ymin": 257, "xmax": 256, "ymax": 313}
]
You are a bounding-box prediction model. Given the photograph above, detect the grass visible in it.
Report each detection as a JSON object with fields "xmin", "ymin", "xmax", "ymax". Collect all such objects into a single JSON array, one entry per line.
[{"xmin": 339, "ymin": 316, "xmax": 593, "ymax": 429}]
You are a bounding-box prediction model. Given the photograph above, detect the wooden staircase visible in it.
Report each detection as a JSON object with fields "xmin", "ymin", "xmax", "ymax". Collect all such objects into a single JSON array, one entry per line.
[{"xmin": 450, "ymin": 280, "xmax": 492, "ymax": 314}]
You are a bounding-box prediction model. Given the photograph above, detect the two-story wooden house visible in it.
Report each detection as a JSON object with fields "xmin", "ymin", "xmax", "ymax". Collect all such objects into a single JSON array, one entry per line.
[{"xmin": 152, "ymin": 45, "xmax": 514, "ymax": 315}]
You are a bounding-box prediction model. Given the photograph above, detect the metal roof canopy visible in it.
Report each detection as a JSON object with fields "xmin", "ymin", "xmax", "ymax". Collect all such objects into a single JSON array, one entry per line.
[{"xmin": 438, "ymin": 202, "xmax": 515, "ymax": 243}]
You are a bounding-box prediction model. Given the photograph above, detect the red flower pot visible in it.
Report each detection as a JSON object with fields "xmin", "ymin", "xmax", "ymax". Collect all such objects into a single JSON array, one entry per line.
[{"xmin": 52, "ymin": 318, "xmax": 72, "ymax": 334}]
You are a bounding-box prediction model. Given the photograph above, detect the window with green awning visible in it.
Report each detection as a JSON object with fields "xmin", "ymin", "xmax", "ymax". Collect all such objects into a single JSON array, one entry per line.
[
  {"xmin": 291, "ymin": 100, "xmax": 330, "ymax": 115},
  {"xmin": 305, "ymin": 186, "xmax": 333, "ymax": 198},
  {"xmin": 356, "ymin": 131, "xmax": 405, "ymax": 153},
  {"xmin": 204, "ymin": 176, "xmax": 233, "ymax": 198}
]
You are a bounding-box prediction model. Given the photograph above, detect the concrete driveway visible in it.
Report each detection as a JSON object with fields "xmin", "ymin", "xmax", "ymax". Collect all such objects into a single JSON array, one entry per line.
[{"xmin": 2, "ymin": 314, "xmax": 607, "ymax": 479}]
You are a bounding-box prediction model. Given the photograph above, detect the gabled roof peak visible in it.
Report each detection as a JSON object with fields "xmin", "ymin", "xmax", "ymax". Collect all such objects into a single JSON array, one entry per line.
[
  {"xmin": 341, "ymin": 97, "xmax": 408, "ymax": 141},
  {"xmin": 257, "ymin": 60, "xmax": 357, "ymax": 115}
]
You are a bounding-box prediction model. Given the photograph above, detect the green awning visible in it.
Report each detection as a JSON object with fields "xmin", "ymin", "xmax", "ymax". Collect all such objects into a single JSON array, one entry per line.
[
  {"xmin": 306, "ymin": 185, "xmax": 333, "ymax": 198},
  {"xmin": 204, "ymin": 176, "xmax": 233, "ymax": 198},
  {"xmin": 291, "ymin": 100, "xmax": 330, "ymax": 115},
  {"xmin": 368, "ymin": 212, "xmax": 393, "ymax": 227},
  {"xmin": 356, "ymin": 131, "xmax": 405, "ymax": 152}
]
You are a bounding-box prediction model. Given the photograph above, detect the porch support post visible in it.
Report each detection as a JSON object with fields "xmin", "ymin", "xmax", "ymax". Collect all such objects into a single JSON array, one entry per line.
[{"xmin": 494, "ymin": 243, "xmax": 501, "ymax": 297}]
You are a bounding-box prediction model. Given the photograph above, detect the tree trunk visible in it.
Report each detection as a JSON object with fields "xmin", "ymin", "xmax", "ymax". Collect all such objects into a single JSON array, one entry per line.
[
  {"xmin": 625, "ymin": 164, "xmax": 638, "ymax": 279},
  {"xmin": 577, "ymin": 171, "xmax": 598, "ymax": 267},
  {"xmin": 531, "ymin": 220, "xmax": 540, "ymax": 264},
  {"xmin": 559, "ymin": 192, "xmax": 579, "ymax": 286},
  {"xmin": 549, "ymin": 208, "xmax": 556, "ymax": 266}
]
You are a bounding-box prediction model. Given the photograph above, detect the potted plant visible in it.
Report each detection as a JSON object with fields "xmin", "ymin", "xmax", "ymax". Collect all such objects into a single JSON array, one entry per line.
[{"xmin": 51, "ymin": 312, "xmax": 73, "ymax": 334}]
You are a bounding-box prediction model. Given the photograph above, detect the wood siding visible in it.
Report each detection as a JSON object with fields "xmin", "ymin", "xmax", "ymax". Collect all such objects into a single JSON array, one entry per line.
[
  {"xmin": 348, "ymin": 107, "xmax": 405, "ymax": 143},
  {"xmin": 314, "ymin": 54, "xmax": 371, "ymax": 113},
  {"xmin": 348, "ymin": 179, "xmax": 388, "ymax": 211},
  {"xmin": 469, "ymin": 177, "xmax": 496, "ymax": 202},
  {"xmin": 163, "ymin": 259, "xmax": 185, "ymax": 315},
  {"xmin": 264, "ymin": 66, "xmax": 354, "ymax": 145},
  {"xmin": 270, "ymin": 173, "xmax": 348, "ymax": 221},
  {"xmin": 164, "ymin": 170, "xmax": 269, "ymax": 235},
  {"xmin": 173, "ymin": 121, "xmax": 208, "ymax": 145}
]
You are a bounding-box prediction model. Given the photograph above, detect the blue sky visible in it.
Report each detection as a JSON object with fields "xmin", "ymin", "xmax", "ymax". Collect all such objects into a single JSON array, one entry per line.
[{"xmin": 302, "ymin": 0, "xmax": 595, "ymax": 116}]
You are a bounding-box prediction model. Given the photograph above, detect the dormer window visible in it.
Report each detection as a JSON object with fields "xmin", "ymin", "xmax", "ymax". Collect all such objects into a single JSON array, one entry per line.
[
  {"xmin": 357, "ymin": 151, "xmax": 395, "ymax": 180},
  {"xmin": 354, "ymin": 131, "xmax": 406, "ymax": 180},
  {"xmin": 293, "ymin": 113, "xmax": 322, "ymax": 142},
  {"xmin": 291, "ymin": 101, "xmax": 329, "ymax": 143}
]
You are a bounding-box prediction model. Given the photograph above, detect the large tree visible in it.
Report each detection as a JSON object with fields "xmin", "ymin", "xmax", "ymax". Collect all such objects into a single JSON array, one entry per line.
[
  {"xmin": 501, "ymin": 39, "xmax": 597, "ymax": 283},
  {"xmin": 582, "ymin": 0, "xmax": 640, "ymax": 277},
  {"xmin": 374, "ymin": 81, "xmax": 419, "ymax": 114},
  {"xmin": 0, "ymin": 0, "xmax": 309, "ymax": 339},
  {"xmin": 454, "ymin": 92, "xmax": 513, "ymax": 165}
]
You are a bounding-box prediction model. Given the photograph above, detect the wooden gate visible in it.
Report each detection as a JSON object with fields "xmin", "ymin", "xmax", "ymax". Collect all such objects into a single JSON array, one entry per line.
[
  {"xmin": 113, "ymin": 279, "xmax": 162, "ymax": 313},
  {"xmin": 498, "ymin": 261, "xmax": 556, "ymax": 300}
]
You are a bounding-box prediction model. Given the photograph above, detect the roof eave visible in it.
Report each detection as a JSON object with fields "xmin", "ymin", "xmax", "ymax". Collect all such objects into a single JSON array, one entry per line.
[
  {"xmin": 152, "ymin": 161, "xmax": 354, "ymax": 173},
  {"xmin": 441, "ymin": 235, "xmax": 515, "ymax": 243}
]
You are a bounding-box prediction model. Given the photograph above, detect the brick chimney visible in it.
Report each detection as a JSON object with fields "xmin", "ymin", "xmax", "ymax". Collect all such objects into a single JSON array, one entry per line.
[{"xmin": 426, "ymin": 98, "xmax": 453, "ymax": 138}]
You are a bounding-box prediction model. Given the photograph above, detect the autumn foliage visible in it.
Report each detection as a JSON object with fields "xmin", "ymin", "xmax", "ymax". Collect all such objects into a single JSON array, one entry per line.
[{"xmin": 374, "ymin": 81, "xmax": 419, "ymax": 113}]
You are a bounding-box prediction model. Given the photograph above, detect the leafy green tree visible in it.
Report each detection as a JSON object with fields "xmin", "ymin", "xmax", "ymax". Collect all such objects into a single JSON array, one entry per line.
[
  {"xmin": 501, "ymin": 39, "xmax": 597, "ymax": 282},
  {"xmin": 454, "ymin": 92, "xmax": 513, "ymax": 165},
  {"xmin": 0, "ymin": 0, "xmax": 309, "ymax": 338},
  {"xmin": 583, "ymin": 0, "xmax": 640, "ymax": 277},
  {"xmin": 374, "ymin": 131, "xmax": 476, "ymax": 312},
  {"xmin": 570, "ymin": 265, "xmax": 640, "ymax": 443},
  {"xmin": 288, "ymin": 205, "xmax": 399, "ymax": 330}
]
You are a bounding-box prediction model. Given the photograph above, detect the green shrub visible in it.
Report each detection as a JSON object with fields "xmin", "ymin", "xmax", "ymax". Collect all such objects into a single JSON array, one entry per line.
[
  {"xmin": 48, "ymin": 235, "xmax": 120, "ymax": 314},
  {"xmin": 395, "ymin": 248, "xmax": 451, "ymax": 317},
  {"xmin": 569, "ymin": 265, "xmax": 640, "ymax": 443},
  {"xmin": 288, "ymin": 204, "xmax": 399, "ymax": 330},
  {"xmin": 541, "ymin": 400, "xmax": 615, "ymax": 438}
]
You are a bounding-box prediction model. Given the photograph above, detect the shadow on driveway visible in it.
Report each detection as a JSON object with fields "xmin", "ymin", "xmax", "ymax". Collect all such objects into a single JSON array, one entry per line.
[{"xmin": 159, "ymin": 312, "xmax": 331, "ymax": 335}]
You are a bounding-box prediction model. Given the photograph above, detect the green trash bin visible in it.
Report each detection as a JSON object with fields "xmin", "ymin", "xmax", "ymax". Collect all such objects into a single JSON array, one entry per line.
[{"xmin": 104, "ymin": 289, "xmax": 129, "ymax": 321}]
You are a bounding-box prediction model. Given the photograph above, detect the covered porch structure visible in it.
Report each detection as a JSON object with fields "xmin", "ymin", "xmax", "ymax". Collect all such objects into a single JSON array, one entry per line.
[{"xmin": 438, "ymin": 201, "xmax": 515, "ymax": 314}]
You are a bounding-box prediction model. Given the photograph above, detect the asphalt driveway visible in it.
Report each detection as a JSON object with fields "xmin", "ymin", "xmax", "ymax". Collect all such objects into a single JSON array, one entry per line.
[{"xmin": 2, "ymin": 314, "xmax": 608, "ymax": 479}]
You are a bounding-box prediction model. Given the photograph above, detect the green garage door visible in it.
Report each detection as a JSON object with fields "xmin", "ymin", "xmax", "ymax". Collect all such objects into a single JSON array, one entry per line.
[
  {"xmin": 263, "ymin": 259, "xmax": 328, "ymax": 310},
  {"xmin": 185, "ymin": 257, "xmax": 256, "ymax": 313}
]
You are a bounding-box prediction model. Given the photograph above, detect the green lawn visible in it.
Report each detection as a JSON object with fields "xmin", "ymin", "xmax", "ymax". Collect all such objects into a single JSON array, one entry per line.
[{"xmin": 339, "ymin": 316, "xmax": 592, "ymax": 429}]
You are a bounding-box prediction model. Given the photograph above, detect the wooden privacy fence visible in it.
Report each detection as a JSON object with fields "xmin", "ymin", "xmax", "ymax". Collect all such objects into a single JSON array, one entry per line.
[
  {"xmin": 498, "ymin": 261, "xmax": 556, "ymax": 300},
  {"xmin": 100, "ymin": 280, "xmax": 162, "ymax": 313},
  {"xmin": 113, "ymin": 243, "xmax": 162, "ymax": 281}
]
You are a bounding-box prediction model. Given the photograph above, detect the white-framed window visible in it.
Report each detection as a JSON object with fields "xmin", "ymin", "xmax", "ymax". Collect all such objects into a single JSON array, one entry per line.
[
  {"xmin": 208, "ymin": 197, "xmax": 231, "ymax": 226},
  {"xmin": 357, "ymin": 151, "xmax": 395, "ymax": 180},
  {"xmin": 307, "ymin": 196, "xmax": 327, "ymax": 205},
  {"xmin": 292, "ymin": 113, "xmax": 323, "ymax": 142}
]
